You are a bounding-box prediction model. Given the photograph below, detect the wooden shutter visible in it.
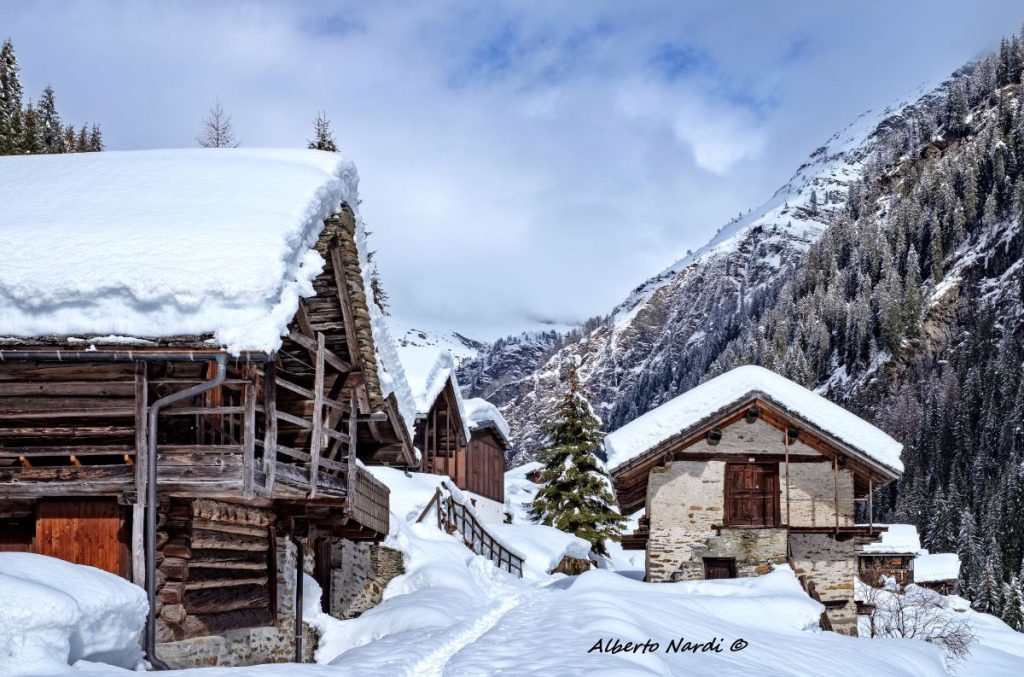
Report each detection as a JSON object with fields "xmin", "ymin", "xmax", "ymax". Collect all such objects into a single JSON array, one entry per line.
[
  {"xmin": 704, "ymin": 558, "xmax": 736, "ymax": 579},
  {"xmin": 725, "ymin": 464, "xmax": 779, "ymax": 527}
]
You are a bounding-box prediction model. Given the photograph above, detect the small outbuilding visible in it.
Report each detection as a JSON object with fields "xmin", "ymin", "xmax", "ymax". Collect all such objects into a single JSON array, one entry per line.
[{"xmin": 606, "ymin": 365, "xmax": 904, "ymax": 634}]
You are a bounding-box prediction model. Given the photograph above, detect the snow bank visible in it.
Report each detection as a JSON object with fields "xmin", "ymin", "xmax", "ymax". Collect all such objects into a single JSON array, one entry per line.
[
  {"xmin": 366, "ymin": 466, "xmax": 450, "ymax": 523},
  {"xmin": 463, "ymin": 397, "xmax": 511, "ymax": 443},
  {"xmin": 0, "ymin": 553, "xmax": 146, "ymax": 676},
  {"xmin": 0, "ymin": 149, "xmax": 360, "ymax": 355},
  {"xmin": 486, "ymin": 523, "xmax": 591, "ymax": 579},
  {"xmin": 605, "ymin": 365, "xmax": 904, "ymax": 474},
  {"xmin": 504, "ymin": 461, "xmax": 543, "ymax": 524},
  {"xmin": 445, "ymin": 567, "xmax": 945, "ymax": 677}
]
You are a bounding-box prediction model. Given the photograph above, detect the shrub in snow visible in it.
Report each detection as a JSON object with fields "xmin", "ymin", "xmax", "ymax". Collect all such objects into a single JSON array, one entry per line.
[
  {"xmin": 529, "ymin": 359, "xmax": 623, "ymax": 556},
  {"xmin": 0, "ymin": 553, "xmax": 146, "ymax": 675},
  {"xmin": 857, "ymin": 575, "xmax": 976, "ymax": 659}
]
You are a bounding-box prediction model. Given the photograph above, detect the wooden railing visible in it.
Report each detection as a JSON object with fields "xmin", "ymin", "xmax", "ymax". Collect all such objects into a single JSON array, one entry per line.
[{"xmin": 418, "ymin": 482, "xmax": 524, "ymax": 577}]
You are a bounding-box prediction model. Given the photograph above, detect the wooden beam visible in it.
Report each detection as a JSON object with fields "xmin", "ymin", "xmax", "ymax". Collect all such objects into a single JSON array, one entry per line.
[
  {"xmin": 288, "ymin": 331, "xmax": 351, "ymax": 374},
  {"xmin": 242, "ymin": 362, "xmax": 257, "ymax": 499},
  {"xmin": 834, "ymin": 456, "xmax": 839, "ymax": 535},
  {"xmin": 263, "ymin": 362, "xmax": 278, "ymax": 495},
  {"xmin": 347, "ymin": 393, "xmax": 357, "ymax": 499},
  {"xmin": 132, "ymin": 362, "xmax": 147, "ymax": 587},
  {"xmin": 308, "ymin": 332, "xmax": 325, "ymax": 498}
]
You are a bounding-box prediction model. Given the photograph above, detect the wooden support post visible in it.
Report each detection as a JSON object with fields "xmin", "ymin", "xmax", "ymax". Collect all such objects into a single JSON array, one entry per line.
[
  {"xmin": 833, "ymin": 456, "xmax": 839, "ymax": 535},
  {"xmin": 263, "ymin": 362, "xmax": 278, "ymax": 495},
  {"xmin": 868, "ymin": 477, "xmax": 874, "ymax": 535},
  {"xmin": 132, "ymin": 362, "xmax": 148, "ymax": 587},
  {"xmin": 784, "ymin": 432, "xmax": 791, "ymax": 528},
  {"xmin": 347, "ymin": 393, "xmax": 358, "ymax": 500},
  {"xmin": 308, "ymin": 333, "xmax": 325, "ymax": 498},
  {"xmin": 242, "ymin": 362, "xmax": 257, "ymax": 500}
]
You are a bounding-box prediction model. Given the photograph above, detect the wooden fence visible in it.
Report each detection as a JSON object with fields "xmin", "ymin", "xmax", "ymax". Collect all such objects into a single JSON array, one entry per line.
[{"xmin": 418, "ymin": 483, "xmax": 524, "ymax": 578}]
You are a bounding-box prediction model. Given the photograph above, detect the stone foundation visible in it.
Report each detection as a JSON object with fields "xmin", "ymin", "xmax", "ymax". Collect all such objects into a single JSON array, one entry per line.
[
  {"xmin": 789, "ymin": 533, "xmax": 859, "ymax": 635},
  {"xmin": 329, "ymin": 541, "xmax": 405, "ymax": 619}
]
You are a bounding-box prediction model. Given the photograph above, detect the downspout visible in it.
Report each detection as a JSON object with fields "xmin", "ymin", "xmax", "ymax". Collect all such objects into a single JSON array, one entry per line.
[{"xmin": 144, "ymin": 354, "xmax": 227, "ymax": 670}]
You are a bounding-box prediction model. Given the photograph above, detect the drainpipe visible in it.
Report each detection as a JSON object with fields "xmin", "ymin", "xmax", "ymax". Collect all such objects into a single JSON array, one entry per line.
[{"xmin": 144, "ymin": 354, "xmax": 227, "ymax": 670}]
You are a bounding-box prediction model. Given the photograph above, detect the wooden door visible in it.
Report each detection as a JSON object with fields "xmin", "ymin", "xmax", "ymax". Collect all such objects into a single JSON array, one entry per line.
[
  {"xmin": 725, "ymin": 464, "xmax": 779, "ymax": 527},
  {"xmin": 704, "ymin": 558, "xmax": 736, "ymax": 579},
  {"xmin": 34, "ymin": 499, "xmax": 129, "ymax": 577}
]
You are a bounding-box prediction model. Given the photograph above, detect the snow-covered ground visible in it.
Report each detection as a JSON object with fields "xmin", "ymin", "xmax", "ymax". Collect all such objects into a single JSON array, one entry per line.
[{"xmin": 4, "ymin": 469, "xmax": 1023, "ymax": 676}]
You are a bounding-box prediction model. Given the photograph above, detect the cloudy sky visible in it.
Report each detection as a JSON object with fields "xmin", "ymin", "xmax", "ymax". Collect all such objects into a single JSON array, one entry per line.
[{"xmin": 2, "ymin": 1, "xmax": 1023, "ymax": 338}]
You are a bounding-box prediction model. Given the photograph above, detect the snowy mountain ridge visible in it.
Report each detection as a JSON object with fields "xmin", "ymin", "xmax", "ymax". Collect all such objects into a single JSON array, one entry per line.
[{"xmin": 460, "ymin": 78, "xmax": 942, "ymax": 463}]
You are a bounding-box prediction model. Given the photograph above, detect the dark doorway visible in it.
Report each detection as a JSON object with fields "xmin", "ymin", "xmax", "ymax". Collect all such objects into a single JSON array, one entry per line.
[
  {"xmin": 704, "ymin": 558, "xmax": 736, "ymax": 580},
  {"xmin": 725, "ymin": 463, "xmax": 780, "ymax": 527}
]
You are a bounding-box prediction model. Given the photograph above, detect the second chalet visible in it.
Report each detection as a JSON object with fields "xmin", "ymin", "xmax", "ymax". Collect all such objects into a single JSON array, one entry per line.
[
  {"xmin": 0, "ymin": 149, "xmax": 417, "ymax": 668},
  {"xmin": 606, "ymin": 365, "xmax": 903, "ymax": 634}
]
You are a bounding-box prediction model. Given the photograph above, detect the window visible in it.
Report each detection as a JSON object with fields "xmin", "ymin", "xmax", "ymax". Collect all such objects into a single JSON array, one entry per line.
[
  {"xmin": 704, "ymin": 558, "xmax": 736, "ymax": 579},
  {"xmin": 724, "ymin": 463, "xmax": 780, "ymax": 527}
]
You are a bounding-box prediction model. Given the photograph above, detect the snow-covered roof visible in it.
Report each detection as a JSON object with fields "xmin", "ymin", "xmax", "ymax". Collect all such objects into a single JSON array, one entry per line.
[
  {"xmin": 464, "ymin": 397, "xmax": 511, "ymax": 446},
  {"xmin": 605, "ymin": 365, "xmax": 903, "ymax": 475},
  {"xmin": 914, "ymin": 553, "xmax": 961, "ymax": 583},
  {"xmin": 860, "ymin": 524, "xmax": 921, "ymax": 554},
  {"xmin": 0, "ymin": 149, "xmax": 357, "ymax": 355},
  {"xmin": 397, "ymin": 345, "xmax": 470, "ymax": 441}
]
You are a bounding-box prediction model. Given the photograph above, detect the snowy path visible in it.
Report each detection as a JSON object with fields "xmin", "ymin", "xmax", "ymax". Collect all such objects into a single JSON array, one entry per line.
[{"xmin": 405, "ymin": 592, "xmax": 528, "ymax": 677}]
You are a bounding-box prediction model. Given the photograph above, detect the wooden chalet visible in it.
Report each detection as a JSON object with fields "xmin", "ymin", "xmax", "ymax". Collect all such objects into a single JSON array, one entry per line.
[
  {"xmin": 0, "ymin": 151, "xmax": 415, "ymax": 668},
  {"xmin": 401, "ymin": 349, "xmax": 507, "ymax": 507},
  {"xmin": 606, "ymin": 365, "xmax": 903, "ymax": 635}
]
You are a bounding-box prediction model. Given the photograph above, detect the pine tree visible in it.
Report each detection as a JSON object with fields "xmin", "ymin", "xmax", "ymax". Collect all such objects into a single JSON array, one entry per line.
[
  {"xmin": 197, "ymin": 98, "xmax": 239, "ymax": 148},
  {"xmin": 19, "ymin": 101, "xmax": 39, "ymax": 154},
  {"xmin": 62, "ymin": 124, "xmax": 75, "ymax": 152},
  {"xmin": 1001, "ymin": 573, "xmax": 1024, "ymax": 630},
  {"xmin": 530, "ymin": 358, "xmax": 624, "ymax": 555},
  {"xmin": 88, "ymin": 124, "xmax": 103, "ymax": 151},
  {"xmin": 307, "ymin": 111, "xmax": 338, "ymax": 152},
  {"xmin": 974, "ymin": 557, "xmax": 1003, "ymax": 614},
  {"xmin": 0, "ymin": 38, "xmax": 24, "ymax": 154},
  {"xmin": 76, "ymin": 125, "xmax": 88, "ymax": 152},
  {"xmin": 36, "ymin": 85, "xmax": 63, "ymax": 153}
]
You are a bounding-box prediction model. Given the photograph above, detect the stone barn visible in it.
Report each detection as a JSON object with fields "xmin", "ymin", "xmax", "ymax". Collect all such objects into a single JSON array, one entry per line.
[{"xmin": 606, "ymin": 365, "xmax": 903, "ymax": 634}]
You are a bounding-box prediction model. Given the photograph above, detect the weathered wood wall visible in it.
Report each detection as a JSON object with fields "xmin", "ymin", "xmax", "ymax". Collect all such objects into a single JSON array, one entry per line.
[{"xmin": 156, "ymin": 498, "xmax": 275, "ymax": 642}]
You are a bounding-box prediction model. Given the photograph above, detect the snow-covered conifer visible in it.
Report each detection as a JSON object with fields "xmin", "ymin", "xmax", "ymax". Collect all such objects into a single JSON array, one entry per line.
[
  {"xmin": 530, "ymin": 358, "xmax": 624, "ymax": 555},
  {"xmin": 307, "ymin": 111, "xmax": 338, "ymax": 152}
]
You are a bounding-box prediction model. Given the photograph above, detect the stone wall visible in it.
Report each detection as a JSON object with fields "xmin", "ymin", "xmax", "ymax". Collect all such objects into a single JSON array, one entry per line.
[
  {"xmin": 789, "ymin": 533, "xmax": 859, "ymax": 635},
  {"xmin": 646, "ymin": 460, "xmax": 724, "ymax": 582},
  {"xmin": 645, "ymin": 418, "xmax": 857, "ymax": 581},
  {"xmin": 329, "ymin": 540, "xmax": 405, "ymax": 619}
]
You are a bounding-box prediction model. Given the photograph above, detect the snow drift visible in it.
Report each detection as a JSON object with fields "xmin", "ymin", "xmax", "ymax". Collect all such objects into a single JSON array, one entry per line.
[{"xmin": 0, "ymin": 553, "xmax": 146, "ymax": 676}]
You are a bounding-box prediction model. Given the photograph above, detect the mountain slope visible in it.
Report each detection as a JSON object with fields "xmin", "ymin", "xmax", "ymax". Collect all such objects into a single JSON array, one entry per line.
[
  {"xmin": 460, "ymin": 81, "xmax": 930, "ymax": 461},
  {"xmin": 463, "ymin": 35, "xmax": 1024, "ymax": 628}
]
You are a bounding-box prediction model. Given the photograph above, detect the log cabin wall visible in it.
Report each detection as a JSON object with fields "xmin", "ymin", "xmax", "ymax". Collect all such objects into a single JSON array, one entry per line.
[{"xmin": 465, "ymin": 428, "xmax": 506, "ymax": 504}]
